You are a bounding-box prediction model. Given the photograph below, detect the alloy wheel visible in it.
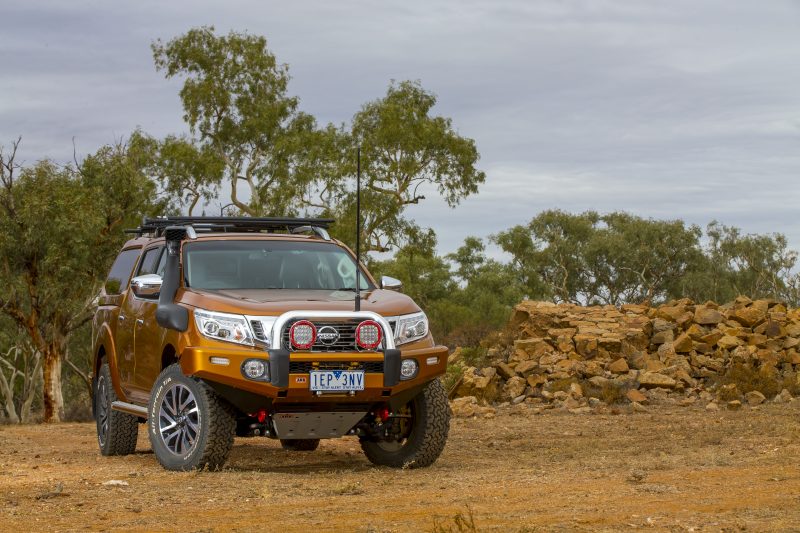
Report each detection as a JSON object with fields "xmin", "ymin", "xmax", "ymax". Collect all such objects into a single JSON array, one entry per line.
[{"xmin": 158, "ymin": 383, "xmax": 200, "ymax": 455}]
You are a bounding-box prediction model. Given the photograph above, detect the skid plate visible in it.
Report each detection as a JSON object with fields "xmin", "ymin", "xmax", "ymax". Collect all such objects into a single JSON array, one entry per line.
[{"xmin": 272, "ymin": 411, "xmax": 366, "ymax": 439}]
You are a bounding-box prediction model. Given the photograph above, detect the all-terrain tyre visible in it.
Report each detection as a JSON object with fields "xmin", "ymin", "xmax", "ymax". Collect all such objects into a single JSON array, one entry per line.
[
  {"xmin": 147, "ymin": 364, "xmax": 236, "ymax": 471},
  {"xmin": 360, "ymin": 379, "xmax": 450, "ymax": 468},
  {"xmin": 95, "ymin": 362, "xmax": 139, "ymax": 456},
  {"xmin": 280, "ymin": 439, "xmax": 320, "ymax": 451}
]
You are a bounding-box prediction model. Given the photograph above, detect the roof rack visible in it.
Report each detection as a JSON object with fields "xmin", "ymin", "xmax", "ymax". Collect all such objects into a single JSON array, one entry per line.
[{"xmin": 125, "ymin": 216, "xmax": 334, "ymax": 240}]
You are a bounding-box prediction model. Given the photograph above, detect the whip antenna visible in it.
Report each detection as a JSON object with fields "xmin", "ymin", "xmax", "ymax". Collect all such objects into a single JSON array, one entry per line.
[{"xmin": 355, "ymin": 145, "xmax": 361, "ymax": 312}]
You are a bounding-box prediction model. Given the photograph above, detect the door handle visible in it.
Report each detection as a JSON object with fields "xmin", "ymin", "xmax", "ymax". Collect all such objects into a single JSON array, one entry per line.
[
  {"xmin": 118, "ymin": 314, "xmax": 126, "ymax": 322},
  {"xmin": 136, "ymin": 319, "xmax": 144, "ymax": 325}
]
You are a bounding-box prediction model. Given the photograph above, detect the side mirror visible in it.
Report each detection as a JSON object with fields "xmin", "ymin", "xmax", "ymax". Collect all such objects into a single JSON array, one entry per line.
[
  {"xmin": 381, "ymin": 276, "xmax": 403, "ymax": 292},
  {"xmin": 131, "ymin": 274, "xmax": 163, "ymax": 299}
]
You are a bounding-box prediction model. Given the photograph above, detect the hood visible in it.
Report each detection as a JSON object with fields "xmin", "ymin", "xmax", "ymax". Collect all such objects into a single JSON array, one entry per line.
[{"xmin": 178, "ymin": 287, "xmax": 421, "ymax": 317}]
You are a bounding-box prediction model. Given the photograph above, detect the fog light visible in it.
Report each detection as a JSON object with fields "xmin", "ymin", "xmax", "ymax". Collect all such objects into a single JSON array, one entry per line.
[
  {"xmin": 400, "ymin": 359, "xmax": 418, "ymax": 380},
  {"xmin": 242, "ymin": 359, "xmax": 269, "ymax": 381}
]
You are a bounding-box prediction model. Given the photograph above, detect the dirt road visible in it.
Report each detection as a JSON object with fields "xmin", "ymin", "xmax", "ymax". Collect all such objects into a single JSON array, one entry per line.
[{"xmin": 1, "ymin": 403, "xmax": 799, "ymax": 532}]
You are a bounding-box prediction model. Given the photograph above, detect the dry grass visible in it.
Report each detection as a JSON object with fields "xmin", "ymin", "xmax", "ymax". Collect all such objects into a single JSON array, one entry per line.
[{"xmin": 715, "ymin": 362, "xmax": 800, "ymax": 398}]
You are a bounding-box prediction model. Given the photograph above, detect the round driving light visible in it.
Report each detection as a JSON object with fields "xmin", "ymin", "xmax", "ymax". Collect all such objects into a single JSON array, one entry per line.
[
  {"xmin": 290, "ymin": 320, "xmax": 317, "ymax": 350},
  {"xmin": 242, "ymin": 359, "xmax": 267, "ymax": 380},
  {"xmin": 400, "ymin": 359, "xmax": 418, "ymax": 380},
  {"xmin": 355, "ymin": 320, "xmax": 382, "ymax": 350},
  {"xmin": 204, "ymin": 321, "xmax": 220, "ymax": 335}
]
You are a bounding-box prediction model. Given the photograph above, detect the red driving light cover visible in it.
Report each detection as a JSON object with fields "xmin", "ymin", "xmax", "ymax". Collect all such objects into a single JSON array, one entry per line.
[
  {"xmin": 290, "ymin": 320, "xmax": 317, "ymax": 350},
  {"xmin": 356, "ymin": 320, "xmax": 382, "ymax": 350}
]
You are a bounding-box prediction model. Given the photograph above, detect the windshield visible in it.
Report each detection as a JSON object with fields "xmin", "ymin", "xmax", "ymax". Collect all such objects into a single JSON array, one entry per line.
[{"xmin": 183, "ymin": 240, "xmax": 373, "ymax": 291}]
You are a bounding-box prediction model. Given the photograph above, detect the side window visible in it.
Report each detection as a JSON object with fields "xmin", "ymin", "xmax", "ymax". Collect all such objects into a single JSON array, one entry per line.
[
  {"xmin": 137, "ymin": 247, "xmax": 163, "ymax": 276},
  {"xmin": 155, "ymin": 249, "xmax": 168, "ymax": 277},
  {"xmin": 105, "ymin": 249, "xmax": 141, "ymax": 295}
]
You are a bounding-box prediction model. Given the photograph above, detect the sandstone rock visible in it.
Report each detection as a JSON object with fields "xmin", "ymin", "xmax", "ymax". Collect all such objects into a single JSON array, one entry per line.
[
  {"xmin": 588, "ymin": 376, "xmax": 610, "ymax": 388},
  {"xmin": 695, "ymin": 307, "xmax": 723, "ymax": 325},
  {"xmin": 569, "ymin": 382, "xmax": 584, "ymax": 399},
  {"xmin": 512, "ymin": 338, "xmax": 552, "ymax": 361},
  {"xmin": 626, "ymin": 389, "xmax": 648, "ymax": 403},
  {"xmin": 730, "ymin": 307, "xmax": 767, "ymax": 328},
  {"xmin": 450, "ymin": 396, "xmax": 479, "ymax": 417},
  {"xmin": 495, "ymin": 361, "xmax": 516, "ymax": 380},
  {"xmin": 526, "ymin": 374, "xmax": 547, "ymax": 388},
  {"xmin": 502, "ymin": 376, "xmax": 527, "ymax": 401},
  {"xmin": 448, "ymin": 347, "xmax": 464, "ymax": 364},
  {"xmin": 727, "ymin": 400, "xmax": 742, "ymax": 410},
  {"xmin": 514, "ymin": 360, "xmax": 538, "ymax": 377},
  {"xmin": 638, "ymin": 372, "xmax": 677, "ymax": 389},
  {"xmin": 651, "ymin": 329, "xmax": 674, "ymax": 345},
  {"xmin": 673, "ymin": 334, "xmax": 693, "ymax": 353},
  {"xmin": 631, "ymin": 401, "xmax": 648, "ymax": 413},
  {"xmin": 608, "ymin": 358, "xmax": 629, "ymax": 374},
  {"xmin": 706, "ymin": 402, "xmax": 719, "ymax": 411},
  {"xmin": 773, "ymin": 389, "xmax": 793, "ymax": 404},
  {"xmin": 745, "ymin": 390, "xmax": 766, "ymax": 406},
  {"xmin": 455, "ymin": 367, "xmax": 500, "ymax": 404},
  {"xmin": 718, "ymin": 335, "xmax": 743, "ymax": 350}
]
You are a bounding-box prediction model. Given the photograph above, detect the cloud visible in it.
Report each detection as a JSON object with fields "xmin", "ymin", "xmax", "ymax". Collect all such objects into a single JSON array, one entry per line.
[{"xmin": 1, "ymin": 0, "xmax": 799, "ymax": 254}]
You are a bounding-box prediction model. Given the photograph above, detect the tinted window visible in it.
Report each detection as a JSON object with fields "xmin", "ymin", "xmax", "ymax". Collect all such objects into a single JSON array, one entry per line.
[
  {"xmin": 105, "ymin": 248, "xmax": 141, "ymax": 294},
  {"xmin": 183, "ymin": 240, "xmax": 372, "ymax": 291},
  {"xmin": 137, "ymin": 247, "xmax": 163, "ymax": 276}
]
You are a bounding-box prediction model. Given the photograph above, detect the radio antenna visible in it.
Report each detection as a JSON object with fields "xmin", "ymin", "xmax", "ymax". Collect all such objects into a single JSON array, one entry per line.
[{"xmin": 355, "ymin": 145, "xmax": 361, "ymax": 312}]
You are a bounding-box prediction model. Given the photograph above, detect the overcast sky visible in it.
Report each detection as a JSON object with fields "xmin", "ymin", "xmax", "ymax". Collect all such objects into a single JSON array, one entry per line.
[{"xmin": 2, "ymin": 0, "xmax": 799, "ymax": 256}]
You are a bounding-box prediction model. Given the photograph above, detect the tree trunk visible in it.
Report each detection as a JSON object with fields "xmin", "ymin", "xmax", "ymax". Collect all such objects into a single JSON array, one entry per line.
[{"xmin": 42, "ymin": 348, "xmax": 64, "ymax": 423}]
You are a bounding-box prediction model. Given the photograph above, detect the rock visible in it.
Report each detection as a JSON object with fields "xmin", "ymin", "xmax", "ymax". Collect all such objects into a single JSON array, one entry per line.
[
  {"xmin": 694, "ymin": 307, "xmax": 723, "ymax": 325},
  {"xmin": 512, "ymin": 394, "xmax": 527, "ymax": 405},
  {"xmin": 718, "ymin": 335, "xmax": 743, "ymax": 350},
  {"xmin": 502, "ymin": 376, "xmax": 527, "ymax": 401},
  {"xmin": 705, "ymin": 402, "xmax": 719, "ymax": 411},
  {"xmin": 631, "ymin": 401, "xmax": 648, "ymax": 413},
  {"xmin": 773, "ymin": 389, "xmax": 793, "ymax": 404},
  {"xmin": 568, "ymin": 406, "xmax": 592, "ymax": 415},
  {"xmin": 638, "ymin": 372, "xmax": 677, "ymax": 389},
  {"xmin": 745, "ymin": 390, "xmax": 766, "ymax": 406},
  {"xmin": 514, "ymin": 360, "xmax": 539, "ymax": 377},
  {"xmin": 447, "ymin": 347, "xmax": 464, "ymax": 364},
  {"xmin": 102, "ymin": 480, "xmax": 129, "ymax": 487},
  {"xmin": 526, "ymin": 374, "xmax": 546, "ymax": 388},
  {"xmin": 495, "ymin": 361, "xmax": 516, "ymax": 380},
  {"xmin": 608, "ymin": 358, "xmax": 629, "ymax": 374},
  {"xmin": 569, "ymin": 382, "xmax": 584, "ymax": 399},
  {"xmin": 730, "ymin": 307, "xmax": 767, "ymax": 328},
  {"xmin": 673, "ymin": 333, "xmax": 693, "ymax": 353},
  {"xmin": 512, "ymin": 338, "xmax": 552, "ymax": 361},
  {"xmin": 553, "ymin": 390, "xmax": 568, "ymax": 401},
  {"xmin": 588, "ymin": 376, "xmax": 610, "ymax": 387},
  {"xmin": 727, "ymin": 400, "xmax": 742, "ymax": 410},
  {"xmin": 651, "ymin": 329, "xmax": 674, "ymax": 345},
  {"xmin": 626, "ymin": 389, "xmax": 648, "ymax": 403},
  {"xmin": 455, "ymin": 367, "xmax": 500, "ymax": 404}
]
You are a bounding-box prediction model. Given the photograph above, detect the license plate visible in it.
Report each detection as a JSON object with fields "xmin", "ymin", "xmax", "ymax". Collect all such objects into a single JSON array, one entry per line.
[{"xmin": 309, "ymin": 370, "xmax": 365, "ymax": 392}]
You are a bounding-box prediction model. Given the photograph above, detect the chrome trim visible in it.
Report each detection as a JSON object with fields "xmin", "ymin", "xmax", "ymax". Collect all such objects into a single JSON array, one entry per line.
[
  {"xmin": 381, "ymin": 275, "xmax": 403, "ymax": 291},
  {"xmin": 263, "ymin": 310, "xmax": 396, "ymax": 350},
  {"xmin": 111, "ymin": 400, "xmax": 148, "ymax": 418}
]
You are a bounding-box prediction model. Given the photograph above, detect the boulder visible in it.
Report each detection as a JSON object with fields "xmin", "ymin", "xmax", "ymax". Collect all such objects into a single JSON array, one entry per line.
[
  {"xmin": 745, "ymin": 390, "xmax": 766, "ymax": 406},
  {"xmin": 608, "ymin": 357, "xmax": 629, "ymax": 374},
  {"xmin": 626, "ymin": 389, "xmax": 648, "ymax": 403},
  {"xmin": 695, "ymin": 307, "xmax": 723, "ymax": 325},
  {"xmin": 638, "ymin": 372, "xmax": 677, "ymax": 389}
]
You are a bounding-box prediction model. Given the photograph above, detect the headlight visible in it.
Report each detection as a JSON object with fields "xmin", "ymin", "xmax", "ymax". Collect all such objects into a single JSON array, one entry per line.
[
  {"xmin": 393, "ymin": 312, "xmax": 428, "ymax": 345},
  {"xmin": 194, "ymin": 309, "xmax": 255, "ymax": 346}
]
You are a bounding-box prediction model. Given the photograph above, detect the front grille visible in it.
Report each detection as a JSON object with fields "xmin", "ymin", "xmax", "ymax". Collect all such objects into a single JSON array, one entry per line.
[
  {"xmin": 250, "ymin": 320, "xmax": 266, "ymax": 342},
  {"xmin": 281, "ymin": 319, "xmax": 385, "ymax": 353},
  {"xmin": 289, "ymin": 361, "xmax": 384, "ymax": 373}
]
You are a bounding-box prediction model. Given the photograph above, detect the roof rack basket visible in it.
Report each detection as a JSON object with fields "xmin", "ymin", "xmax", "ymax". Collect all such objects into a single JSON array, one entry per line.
[{"xmin": 125, "ymin": 216, "xmax": 334, "ymax": 239}]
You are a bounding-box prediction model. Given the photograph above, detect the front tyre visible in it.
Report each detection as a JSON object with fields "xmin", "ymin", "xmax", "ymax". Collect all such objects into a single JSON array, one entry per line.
[
  {"xmin": 147, "ymin": 364, "xmax": 235, "ymax": 471},
  {"xmin": 360, "ymin": 379, "xmax": 451, "ymax": 468},
  {"xmin": 95, "ymin": 362, "xmax": 139, "ymax": 456}
]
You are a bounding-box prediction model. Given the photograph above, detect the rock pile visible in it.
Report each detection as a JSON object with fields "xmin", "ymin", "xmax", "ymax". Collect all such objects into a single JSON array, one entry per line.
[{"xmin": 450, "ymin": 296, "xmax": 800, "ymax": 416}]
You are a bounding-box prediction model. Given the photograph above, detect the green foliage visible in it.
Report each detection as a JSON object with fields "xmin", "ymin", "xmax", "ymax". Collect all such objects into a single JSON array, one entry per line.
[
  {"xmin": 493, "ymin": 210, "xmax": 797, "ymax": 307},
  {"xmin": 152, "ymin": 26, "xmax": 322, "ymax": 217},
  {"xmin": 0, "ymin": 136, "xmax": 162, "ymax": 421}
]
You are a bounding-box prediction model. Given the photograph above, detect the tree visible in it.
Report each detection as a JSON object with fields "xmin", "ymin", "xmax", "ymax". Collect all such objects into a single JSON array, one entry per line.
[
  {"xmin": 0, "ymin": 137, "xmax": 160, "ymax": 422},
  {"xmin": 494, "ymin": 210, "xmax": 705, "ymax": 305},
  {"xmin": 332, "ymin": 81, "xmax": 486, "ymax": 253},
  {"xmin": 152, "ymin": 27, "xmax": 322, "ymax": 217}
]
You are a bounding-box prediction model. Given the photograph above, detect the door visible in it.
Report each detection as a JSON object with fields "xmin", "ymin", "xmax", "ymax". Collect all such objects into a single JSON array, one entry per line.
[
  {"xmin": 132, "ymin": 246, "xmax": 167, "ymax": 396},
  {"xmin": 104, "ymin": 248, "xmax": 142, "ymax": 397}
]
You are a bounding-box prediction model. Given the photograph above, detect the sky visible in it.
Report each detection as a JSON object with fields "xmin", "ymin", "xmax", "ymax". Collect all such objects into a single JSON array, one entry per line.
[{"xmin": 1, "ymin": 0, "xmax": 799, "ymax": 257}]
